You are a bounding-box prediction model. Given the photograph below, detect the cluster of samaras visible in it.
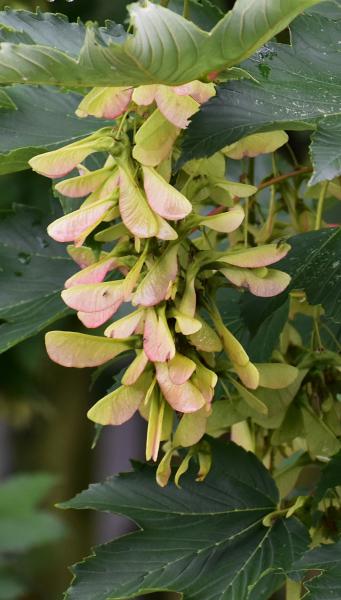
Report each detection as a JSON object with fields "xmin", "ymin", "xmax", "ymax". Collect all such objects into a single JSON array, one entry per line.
[{"xmin": 30, "ymin": 80, "xmax": 295, "ymax": 484}]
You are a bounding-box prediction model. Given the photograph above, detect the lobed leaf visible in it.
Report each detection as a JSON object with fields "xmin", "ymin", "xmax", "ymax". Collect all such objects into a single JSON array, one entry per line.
[
  {"xmin": 0, "ymin": 205, "xmax": 76, "ymax": 354},
  {"xmin": 0, "ymin": 1, "xmax": 326, "ymax": 87},
  {"xmin": 61, "ymin": 440, "xmax": 309, "ymax": 600},
  {"xmin": 0, "ymin": 86, "xmax": 112, "ymax": 175}
]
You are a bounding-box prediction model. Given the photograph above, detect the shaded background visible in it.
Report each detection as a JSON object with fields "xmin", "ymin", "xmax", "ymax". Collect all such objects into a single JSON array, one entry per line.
[{"xmin": 0, "ymin": 1, "xmax": 291, "ymax": 600}]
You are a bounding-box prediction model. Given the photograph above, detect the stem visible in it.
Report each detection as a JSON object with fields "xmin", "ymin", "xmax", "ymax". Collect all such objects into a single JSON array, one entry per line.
[
  {"xmin": 286, "ymin": 579, "xmax": 301, "ymax": 600},
  {"xmin": 202, "ymin": 295, "xmax": 222, "ymax": 328},
  {"xmin": 257, "ymin": 166, "xmax": 312, "ymax": 193},
  {"xmin": 272, "ymin": 152, "xmax": 278, "ymax": 179},
  {"xmin": 321, "ymin": 323, "xmax": 341, "ymax": 351},
  {"xmin": 244, "ymin": 197, "xmax": 249, "ymax": 247},
  {"xmin": 203, "ymin": 166, "xmax": 312, "ymax": 229},
  {"xmin": 286, "ymin": 142, "xmax": 299, "ymax": 168},
  {"xmin": 115, "ymin": 111, "xmax": 129, "ymax": 140},
  {"xmin": 248, "ymin": 157, "xmax": 255, "ymax": 185},
  {"xmin": 183, "ymin": 0, "xmax": 190, "ymax": 18},
  {"xmin": 315, "ymin": 180, "xmax": 329, "ymax": 230},
  {"xmin": 264, "ymin": 185, "xmax": 276, "ymax": 240},
  {"xmin": 263, "ymin": 153, "xmax": 278, "ymax": 239},
  {"xmin": 180, "ymin": 173, "xmax": 195, "ymax": 194},
  {"xmin": 313, "ymin": 312, "xmax": 323, "ymax": 350}
]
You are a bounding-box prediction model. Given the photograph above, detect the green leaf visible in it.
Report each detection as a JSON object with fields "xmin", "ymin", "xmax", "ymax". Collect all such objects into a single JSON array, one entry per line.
[
  {"xmin": 314, "ymin": 449, "xmax": 341, "ymax": 502},
  {"xmin": 0, "ymin": 205, "xmax": 76, "ymax": 354},
  {"xmin": 246, "ymin": 301, "xmax": 290, "ymax": 362},
  {"xmin": 216, "ymin": 287, "xmax": 289, "ymax": 362},
  {"xmin": 0, "ymin": 1, "xmax": 326, "ymax": 87},
  {"xmin": 292, "ymin": 540, "xmax": 341, "ymax": 599},
  {"xmin": 167, "ymin": 0, "xmax": 223, "ymax": 30},
  {"xmin": 0, "ymin": 472, "xmax": 65, "ymax": 553},
  {"xmin": 281, "ymin": 228, "xmax": 341, "ymax": 321},
  {"xmin": 0, "ymin": 89, "xmax": 16, "ymax": 110},
  {"xmin": 310, "ymin": 116, "xmax": 341, "ymax": 184},
  {"xmin": 0, "ymin": 9, "xmax": 86, "ymax": 55},
  {"xmin": 182, "ymin": 12, "xmax": 341, "ymax": 183},
  {"xmin": 61, "ymin": 440, "xmax": 309, "ymax": 600},
  {"xmin": 307, "ymin": 0, "xmax": 341, "ymax": 17},
  {"xmin": 236, "ymin": 370, "xmax": 307, "ymax": 429},
  {"xmin": 302, "ymin": 404, "xmax": 341, "ymax": 458},
  {"xmin": 274, "ymin": 451, "xmax": 310, "ymax": 499},
  {"xmin": 0, "ymin": 86, "xmax": 110, "ymax": 175},
  {"xmin": 230, "ymin": 377, "xmax": 268, "ymax": 415},
  {"xmin": 219, "ymin": 228, "xmax": 341, "ymax": 362}
]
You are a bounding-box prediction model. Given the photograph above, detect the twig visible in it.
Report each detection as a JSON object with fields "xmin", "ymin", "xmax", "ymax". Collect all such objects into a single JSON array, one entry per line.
[
  {"xmin": 315, "ymin": 180, "xmax": 329, "ymax": 230},
  {"xmin": 257, "ymin": 166, "xmax": 312, "ymax": 192},
  {"xmin": 201, "ymin": 166, "xmax": 313, "ymax": 222}
]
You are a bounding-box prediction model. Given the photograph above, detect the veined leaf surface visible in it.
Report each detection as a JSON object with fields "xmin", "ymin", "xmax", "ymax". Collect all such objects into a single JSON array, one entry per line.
[{"xmin": 61, "ymin": 440, "xmax": 309, "ymax": 600}]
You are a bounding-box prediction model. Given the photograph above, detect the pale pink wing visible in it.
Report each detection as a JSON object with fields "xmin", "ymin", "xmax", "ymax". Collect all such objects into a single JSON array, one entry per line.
[
  {"xmin": 77, "ymin": 304, "xmax": 121, "ymax": 328},
  {"xmin": 61, "ymin": 280, "xmax": 125, "ymax": 313},
  {"xmin": 220, "ymin": 243, "xmax": 291, "ymax": 268},
  {"xmin": 156, "ymin": 363, "xmax": 205, "ymax": 413},
  {"xmin": 47, "ymin": 199, "xmax": 113, "ymax": 243},
  {"xmin": 155, "ymin": 86, "xmax": 199, "ymax": 129},
  {"xmin": 143, "ymin": 309, "xmax": 175, "ymax": 363},
  {"xmin": 167, "ymin": 353, "xmax": 196, "ymax": 385},
  {"xmin": 65, "ymin": 256, "xmax": 118, "ymax": 288},
  {"xmin": 143, "ymin": 166, "xmax": 192, "ymax": 220},
  {"xmin": 76, "ymin": 87, "xmax": 133, "ymax": 119},
  {"xmin": 45, "ymin": 331, "xmax": 131, "ymax": 367},
  {"xmin": 104, "ymin": 309, "xmax": 144, "ymax": 339},
  {"xmin": 118, "ymin": 166, "xmax": 159, "ymax": 238},
  {"xmin": 133, "ymin": 245, "xmax": 178, "ymax": 307}
]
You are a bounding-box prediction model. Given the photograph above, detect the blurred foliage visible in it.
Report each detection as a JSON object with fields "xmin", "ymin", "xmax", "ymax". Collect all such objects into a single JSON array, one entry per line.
[{"xmin": 0, "ymin": 473, "xmax": 65, "ymax": 600}]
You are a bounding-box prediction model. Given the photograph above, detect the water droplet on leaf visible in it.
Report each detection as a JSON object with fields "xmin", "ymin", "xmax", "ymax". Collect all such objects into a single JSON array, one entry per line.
[
  {"xmin": 36, "ymin": 236, "xmax": 49, "ymax": 249},
  {"xmin": 17, "ymin": 252, "xmax": 32, "ymax": 265}
]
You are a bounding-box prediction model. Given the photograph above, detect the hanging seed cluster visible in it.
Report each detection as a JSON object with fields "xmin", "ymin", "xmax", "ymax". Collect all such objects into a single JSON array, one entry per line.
[{"xmin": 30, "ymin": 81, "xmax": 295, "ymax": 485}]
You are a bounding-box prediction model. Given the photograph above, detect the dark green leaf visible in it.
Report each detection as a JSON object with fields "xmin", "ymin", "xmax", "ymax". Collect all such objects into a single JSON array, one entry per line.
[
  {"xmin": 0, "ymin": 205, "xmax": 75, "ymax": 354},
  {"xmin": 0, "ymin": 90, "xmax": 16, "ymax": 110},
  {"xmin": 292, "ymin": 540, "xmax": 341, "ymax": 599},
  {"xmin": 314, "ymin": 450, "xmax": 341, "ymax": 502},
  {"xmin": 167, "ymin": 0, "xmax": 223, "ymax": 30},
  {"xmin": 237, "ymin": 370, "xmax": 307, "ymax": 429},
  {"xmin": 216, "ymin": 286, "xmax": 289, "ymax": 362},
  {"xmin": 307, "ymin": 0, "xmax": 341, "ymax": 17},
  {"xmin": 182, "ymin": 12, "xmax": 341, "ymax": 183},
  {"xmin": 310, "ymin": 116, "xmax": 341, "ymax": 183},
  {"xmin": 240, "ymin": 229, "xmax": 341, "ymax": 358},
  {"xmin": 0, "ymin": 9, "xmax": 86, "ymax": 55},
  {"xmin": 61, "ymin": 440, "xmax": 309, "ymax": 600},
  {"xmin": 0, "ymin": 86, "xmax": 110, "ymax": 175},
  {"xmin": 246, "ymin": 301, "xmax": 290, "ymax": 362}
]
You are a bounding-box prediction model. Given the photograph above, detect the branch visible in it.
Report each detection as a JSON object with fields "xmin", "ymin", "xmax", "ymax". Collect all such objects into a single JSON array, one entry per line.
[
  {"xmin": 206, "ymin": 166, "xmax": 313, "ymax": 218},
  {"xmin": 257, "ymin": 166, "xmax": 312, "ymax": 192}
]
